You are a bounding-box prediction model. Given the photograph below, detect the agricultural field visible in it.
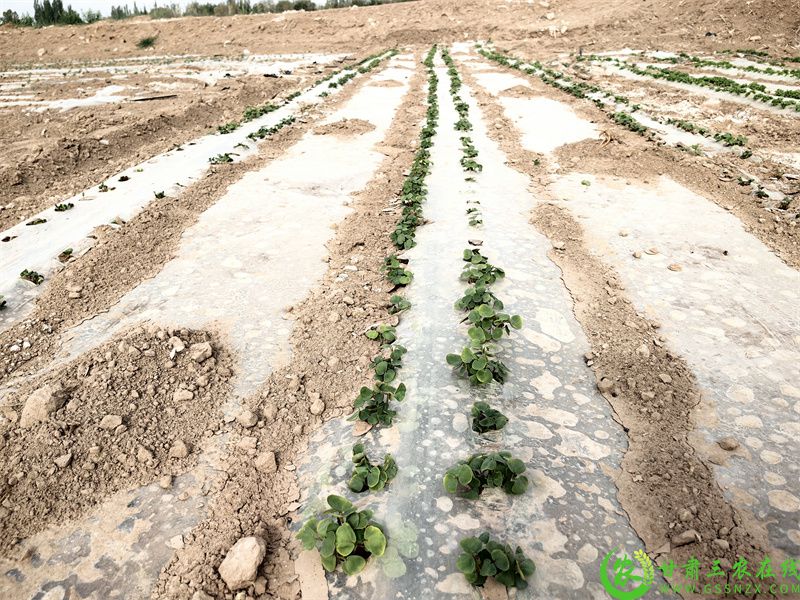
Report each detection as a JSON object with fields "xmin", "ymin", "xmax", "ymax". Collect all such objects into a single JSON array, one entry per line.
[{"xmin": 0, "ymin": 1, "xmax": 799, "ymax": 599}]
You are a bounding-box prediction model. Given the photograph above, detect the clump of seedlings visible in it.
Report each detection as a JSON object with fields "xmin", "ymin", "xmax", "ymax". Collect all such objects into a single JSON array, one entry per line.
[
  {"xmin": 26, "ymin": 218, "xmax": 47, "ymax": 226},
  {"xmin": 713, "ymin": 131, "xmax": 747, "ymax": 147},
  {"xmin": 455, "ymin": 284, "xmax": 503, "ymax": 312},
  {"xmin": 217, "ymin": 122, "xmax": 239, "ymax": 135},
  {"xmin": 20, "ymin": 269, "xmax": 44, "ymax": 285},
  {"xmin": 460, "ymin": 249, "xmax": 505, "ymax": 286},
  {"xmin": 471, "ymin": 401, "xmax": 508, "ymax": 433},
  {"xmin": 388, "ymin": 294, "xmax": 411, "ymax": 314},
  {"xmin": 457, "ymin": 533, "xmax": 536, "ymax": 589},
  {"xmin": 446, "ymin": 344, "xmax": 509, "ymax": 385},
  {"xmin": 611, "ymin": 111, "xmax": 648, "ymax": 134},
  {"xmin": 54, "ymin": 203, "xmax": 74, "ymax": 212},
  {"xmin": 99, "ymin": 182, "xmax": 110, "ymax": 192},
  {"xmin": 370, "ymin": 345, "xmax": 406, "ymax": 384},
  {"xmin": 466, "ymin": 304, "xmax": 523, "ymax": 342},
  {"xmin": 365, "ymin": 323, "xmax": 397, "ymax": 346},
  {"xmin": 136, "ymin": 35, "xmax": 157, "ymax": 49},
  {"xmin": 383, "ymin": 255, "xmax": 413, "ymax": 287},
  {"xmin": 242, "ymin": 102, "xmax": 279, "ymax": 122},
  {"xmin": 209, "ymin": 153, "xmax": 234, "ymax": 164},
  {"xmin": 466, "ymin": 205, "xmax": 483, "ymax": 227},
  {"xmin": 350, "ymin": 381, "xmax": 407, "ymax": 427},
  {"xmin": 248, "ymin": 115, "xmax": 295, "ymax": 141},
  {"xmin": 297, "ymin": 495, "xmax": 387, "ymax": 575},
  {"xmin": 349, "ymin": 443, "xmax": 398, "ymax": 493},
  {"xmin": 443, "ymin": 451, "xmax": 528, "ymax": 498}
]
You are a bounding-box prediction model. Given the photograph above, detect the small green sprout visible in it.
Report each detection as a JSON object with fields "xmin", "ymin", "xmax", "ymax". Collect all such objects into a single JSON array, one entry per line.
[
  {"xmin": 349, "ymin": 443, "xmax": 397, "ymax": 493},
  {"xmin": 443, "ymin": 451, "xmax": 528, "ymax": 498},
  {"xmin": 457, "ymin": 533, "xmax": 535, "ymax": 589},
  {"xmin": 26, "ymin": 218, "xmax": 47, "ymax": 226},
  {"xmin": 54, "ymin": 203, "xmax": 74, "ymax": 212},
  {"xmin": 154, "ymin": 191, "xmax": 166, "ymax": 199},
  {"xmin": 471, "ymin": 401, "xmax": 508, "ymax": 434},
  {"xmin": 296, "ymin": 495, "xmax": 386, "ymax": 575},
  {"xmin": 388, "ymin": 295, "xmax": 411, "ymax": 314},
  {"xmin": 20, "ymin": 269, "xmax": 44, "ymax": 285}
]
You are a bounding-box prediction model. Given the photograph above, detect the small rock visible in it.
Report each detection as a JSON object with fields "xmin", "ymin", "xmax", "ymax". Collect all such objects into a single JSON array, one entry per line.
[
  {"xmin": 672, "ymin": 529, "xmax": 701, "ymax": 547},
  {"xmin": 99, "ymin": 414, "xmax": 123, "ymax": 430},
  {"xmin": 342, "ymin": 296, "xmax": 355, "ymax": 306},
  {"xmin": 659, "ymin": 373, "xmax": 673, "ymax": 384},
  {"xmin": 191, "ymin": 592, "xmax": 214, "ymax": 600},
  {"xmin": 353, "ymin": 421, "xmax": 372, "ymax": 436},
  {"xmin": 20, "ymin": 385, "xmax": 68, "ymax": 428},
  {"xmin": 632, "ymin": 251, "xmax": 642, "ymax": 259},
  {"xmin": 618, "ymin": 229, "xmax": 629, "ymax": 237},
  {"xmin": 327, "ymin": 356, "xmax": 341, "ymax": 369},
  {"xmin": 169, "ymin": 440, "xmax": 190, "ymax": 459},
  {"xmin": 327, "ymin": 312, "xmax": 340, "ymax": 324},
  {"xmin": 173, "ymin": 389, "xmax": 194, "ymax": 402},
  {"xmin": 645, "ymin": 247, "xmax": 659, "ymax": 255},
  {"xmin": 54, "ymin": 452, "xmax": 73, "ymax": 468},
  {"xmin": 712, "ymin": 538, "xmax": 730, "ymax": 551},
  {"xmin": 668, "ymin": 263, "xmax": 682, "ymax": 272},
  {"xmin": 255, "ymin": 451, "xmax": 277, "ymax": 474},
  {"xmin": 597, "ymin": 377, "xmax": 615, "ymax": 393},
  {"xmin": 718, "ymin": 436, "xmax": 740, "ymax": 451},
  {"xmin": 168, "ymin": 337, "xmax": 186, "ymax": 353},
  {"xmin": 188, "ymin": 342, "xmax": 213, "ymax": 363},
  {"xmin": 635, "ymin": 344, "xmax": 650, "ymax": 358},
  {"xmin": 137, "ymin": 446, "xmax": 154, "ymax": 463},
  {"xmin": 166, "ymin": 534, "xmax": 184, "ymax": 550},
  {"xmin": 159, "ymin": 475, "xmax": 173, "ymax": 489},
  {"xmin": 552, "ymin": 240, "xmax": 566, "ymax": 250},
  {"xmin": 218, "ymin": 536, "xmax": 267, "ymax": 591},
  {"xmin": 309, "ymin": 398, "xmax": 325, "ymax": 415},
  {"xmin": 678, "ymin": 508, "xmax": 693, "ymax": 522},
  {"xmin": 236, "ymin": 410, "xmax": 258, "ymax": 428}
]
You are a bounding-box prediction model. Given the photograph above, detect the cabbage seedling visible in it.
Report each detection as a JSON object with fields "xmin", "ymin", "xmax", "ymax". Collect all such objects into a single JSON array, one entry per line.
[
  {"xmin": 455, "ymin": 285, "xmax": 503, "ymax": 312},
  {"xmin": 371, "ymin": 345, "xmax": 406, "ymax": 384},
  {"xmin": 388, "ymin": 295, "xmax": 411, "ymax": 314},
  {"xmin": 349, "ymin": 443, "xmax": 398, "ymax": 493},
  {"xmin": 384, "ymin": 255, "xmax": 413, "ymax": 287},
  {"xmin": 461, "ymin": 249, "xmax": 505, "ymax": 286},
  {"xmin": 471, "ymin": 402, "xmax": 508, "ymax": 433},
  {"xmin": 443, "ymin": 451, "xmax": 528, "ymax": 498},
  {"xmin": 466, "ymin": 304, "xmax": 523, "ymax": 341},
  {"xmin": 365, "ymin": 324, "xmax": 397, "ymax": 346},
  {"xmin": 296, "ymin": 494, "xmax": 387, "ymax": 575},
  {"xmin": 446, "ymin": 344, "xmax": 509, "ymax": 385},
  {"xmin": 456, "ymin": 533, "xmax": 535, "ymax": 589},
  {"xmin": 209, "ymin": 153, "xmax": 234, "ymax": 164},
  {"xmin": 54, "ymin": 203, "xmax": 74, "ymax": 212},
  {"xmin": 350, "ymin": 382, "xmax": 407, "ymax": 427},
  {"xmin": 20, "ymin": 269, "xmax": 44, "ymax": 285},
  {"xmin": 217, "ymin": 122, "xmax": 239, "ymax": 134},
  {"xmin": 154, "ymin": 191, "xmax": 165, "ymax": 199}
]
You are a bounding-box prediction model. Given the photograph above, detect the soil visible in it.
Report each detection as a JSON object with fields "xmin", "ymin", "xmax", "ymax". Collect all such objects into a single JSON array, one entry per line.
[
  {"xmin": 0, "ymin": 325, "xmax": 234, "ymax": 552},
  {"xmin": 313, "ymin": 118, "xmax": 375, "ymax": 136}
]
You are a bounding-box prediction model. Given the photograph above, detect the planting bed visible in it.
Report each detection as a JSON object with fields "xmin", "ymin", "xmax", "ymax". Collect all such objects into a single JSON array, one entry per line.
[{"xmin": 2, "ymin": 1, "xmax": 800, "ymax": 598}]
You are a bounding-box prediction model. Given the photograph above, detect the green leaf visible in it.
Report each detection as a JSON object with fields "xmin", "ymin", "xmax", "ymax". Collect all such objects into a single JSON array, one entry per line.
[
  {"xmin": 443, "ymin": 472, "xmax": 459, "ymax": 493},
  {"xmin": 491, "ymin": 548, "xmax": 510, "ymax": 571},
  {"xmin": 511, "ymin": 476, "xmax": 529, "ymax": 495},
  {"xmin": 342, "ymin": 555, "xmax": 367, "ymax": 575},
  {"xmin": 477, "ymin": 304, "xmax": 494, "ymax": 318},
  {"xmin": 367, "ymin": 466, "xmax": 380, "ymax": 489},
  {"xmin": 327, "ymin": 495, "xmax": 354, "ymax": 513},
  {"xmin": 459, "ymin": 537, "xmax": 482, "ymax": 554},
  {"xmin": 364, "ymin": 525, "xmax": 387, "ymax": 557},
  {"xmin": 446, "ymin": 353, "xmax": 462, "ymax": 366},
  {"xmin": 321, "ymin": 553, "xmax": 337, "ymax": 572},
  {"xmin": 320, "ymin": 531, "xmax": 336, "ymax": 557},
  {"xmin": 476, "ymin": 369, "xmax": 492, "ymax": 384},
  {"xmin": 335, "ymin": 523, "xmax": 357, "ymax": 556},
  {"xmin": 471, "ymin": 356, "xmax": 487, "ymax": 371},
  {"xmin": 460, "ymin": 347, "xmax": 475, "ymax": 363},
  {"xmin": 456, "ymin": 464, "xmax": 473, "ymax": 485},
  {"xmin": 366, "ymin": 330, "xmax": 379, "ymax": 340},
  {"xmin": 395, "ymin": 383, "xmax": 406, "ymax": 401},
  {"xmin": 507, "ymin": 458, "xmax": 526, "ymax": 474},
  {"xmin": 456, "ymin": 553, "xmax": 476, "ymax": 574},
  {"xmin": 510, "ymin": 315, "xmax": 523, "ymax": 329}
]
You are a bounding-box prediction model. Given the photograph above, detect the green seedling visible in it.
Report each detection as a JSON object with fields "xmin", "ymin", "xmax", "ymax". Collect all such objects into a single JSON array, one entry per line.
[
  {"xmin": 20, "ymin": 269, "xmax": 44, "ymax": 285},
  {"xmin": 466, "ymin": 304, "xmax": 523, "ymax": 342},
  {"xmin": 455, "ymin": 117, "xmax": 473, "ymax": 131},
  {"xmin": 737, "ymin": 176, "xmax": 754, "ymax": 186},
  {"xmin": 349, "ymin": 443, "xmax": 398, "ymax": 493},
  {"xmin": 461, "ymin": 249, "xmax": 505, "ymax": 286},
  {"xmin": 755, "ymin": 187, "xmax": 769, "ymax": 199},
  {"xmin": 444, "ymin": 451, "xmax": 528, "ymax": 498},
  {"xmin": 471, "ymin": 401, "xmax": 508, "ymax": 434},
  {"xmin": 209, "ymin": 153, "xmax": 234, "ymax": 164},
  {"xmin": 714, "ymin": 132, "xmax": 747, "ymax": 147},
  {"xmin": 242, "ymin": 103, "xmax": 279, "ymax": 122},
  {"xmin": 319, "ymin": 91, "xmax": 329, "ymax": 98},
  {"xmin": 455, "ymin": 284, "xmax": 504, "ymax": 312},
  {"xmin": 248, "ymin": 116, "xmax": 295, "ymax": 141},
  {"xmin": 154, "ymin": 191, "xmax": 165, "ymax": 199},
  {"xmin": 26, "ymin": 218, "xmax": 47, "ymax": 226},
  {"xmin": 119, "ymin": 175, "xmax": 130, "ymax": 182},
  {"xmin": 581, "ymin": 179, "xmax": 591, "ymax": 186},
  {"xmin": 461, "ymin": 158, "xmax": 483, "ymax": 172},
  {"xmin": 446, "ymin": 344, "xmax": 509, "ymax": 385},
  {"xmin": 611, "ymin": 111, "xmax": 647, "ymax": 134},
  {"xmin": 533, "ymin": 158, "xmax": 541, "ymax": 166},
  {"xmin": 99, "ymin": 182, "xmax": 109, "ymax": 192},
  {"xmin": 296, "ymin": 495, "xmax": 387, "ymax": 575},
  {"xmin": 370, "ymin": 345, "xmax": 406, "ymax": 384},
  {"xmin": 217, "ymin": 122, "xmax": 239, "ymax": 134},
  {"xmin": 365, "ymin": 324, "xmax": 397, "ymax": 346},
  {"xmin": 350, "ymin": 381, "xmax": 407, "ymax": 427},
  {"xmin": 740, "ymin": 149, "xmax": 753, "ymax": 159},
  {"xmin": 54, "ymin": 203, "xmax": 74, "ymax": 212},
  {"xmin": 457, "ymin": 533, "xmax": 535, "ymax": 589},
  {"xmin": 384, "ymin": 255, "xmax": 413, "ymax": 287},
  {"xmin": 58, "ymin": 248, "xmax": 73, "ymax": 262},
  {"xmin": 388, "ymin": 295, "xmax": 411, "ymax": 314},
  {"xmin": 778, "ymin": 197, "xmax": 791, "ymax": 210}
]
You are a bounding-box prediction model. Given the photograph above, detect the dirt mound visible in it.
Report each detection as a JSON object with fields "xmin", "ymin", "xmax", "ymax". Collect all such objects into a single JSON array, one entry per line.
[
  {"xmin": 503, "ymin": 84, "xmax": 537, "ymax": 97},
  {"xmin": 313, "ymin": 118, "xmax": 376, "ymax": 136},
  {"xmin": 0, "ymin": 325, "xmax": 233, "ymax": 551}
]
